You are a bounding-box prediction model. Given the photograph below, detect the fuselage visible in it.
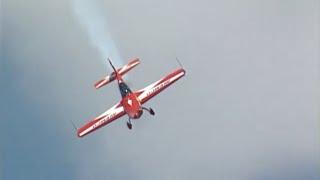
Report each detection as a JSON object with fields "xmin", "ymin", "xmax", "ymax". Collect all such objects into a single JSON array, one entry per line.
[{"xmin": 118, "ymin": 81, "xmax": 143, "ymax": 119}]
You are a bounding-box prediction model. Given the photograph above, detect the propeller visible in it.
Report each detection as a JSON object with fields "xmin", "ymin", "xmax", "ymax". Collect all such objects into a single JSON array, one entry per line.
[{"xmin": 107, "ymin": 58, "xmax": 117, "ymax": 73}]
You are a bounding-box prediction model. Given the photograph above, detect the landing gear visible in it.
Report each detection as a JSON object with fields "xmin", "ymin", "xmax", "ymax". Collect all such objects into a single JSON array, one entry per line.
[
  {"xmin": 142, "ymin": 107, "xmax": 155, "ymax": 116},
  {"xmin": 149, "ymin": 108, "xmax": 155, "ymax": 115},
  {"xmin": 126, "ymin": 107, "xmax": 155, "ymax": 130},
  {"xmin": 127, "ymin": 118, "xmax": 132, "ymax": 130}
]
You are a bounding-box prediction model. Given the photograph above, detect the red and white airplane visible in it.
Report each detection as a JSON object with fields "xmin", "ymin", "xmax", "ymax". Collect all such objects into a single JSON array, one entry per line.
[{"xmin": 76, "ymin": 58, "xmax": 186, "ymax": 137}]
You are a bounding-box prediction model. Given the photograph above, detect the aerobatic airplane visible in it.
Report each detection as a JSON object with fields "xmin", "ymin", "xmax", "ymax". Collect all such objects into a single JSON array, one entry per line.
[{"xmin": 76, "ymin": 58, "xmax": 186, "ymax": 137}]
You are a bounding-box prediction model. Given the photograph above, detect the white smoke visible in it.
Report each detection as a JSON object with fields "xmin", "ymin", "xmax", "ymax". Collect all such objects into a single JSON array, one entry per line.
[{"xmin": 72, "ymin": 0, "xmax": 123, "ymax": 68}]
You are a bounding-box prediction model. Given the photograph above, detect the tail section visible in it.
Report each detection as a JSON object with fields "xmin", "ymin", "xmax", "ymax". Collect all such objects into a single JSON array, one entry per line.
[{"xmin": 94, "ymin": 58, "xmax": 140, "ymax": 89}]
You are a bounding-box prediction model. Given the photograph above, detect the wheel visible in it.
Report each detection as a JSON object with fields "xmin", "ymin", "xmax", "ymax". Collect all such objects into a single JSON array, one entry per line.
[
  {"xmin": 126, "ymin": 122, "xmax": 132, "ymax": 129},
  {"xmin": 150, "ymin": 108, "xmax": 155, "ymax": 115}
]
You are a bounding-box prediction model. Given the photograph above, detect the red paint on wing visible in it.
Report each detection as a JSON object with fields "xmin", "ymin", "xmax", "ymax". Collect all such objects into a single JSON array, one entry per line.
[
  {"xmin": 77, "ymin": 104, "xmax": 125, "ymax": 137},
  {"xmin": 136, "ymin": 68, "xmax": 186, "ymax": 104}
]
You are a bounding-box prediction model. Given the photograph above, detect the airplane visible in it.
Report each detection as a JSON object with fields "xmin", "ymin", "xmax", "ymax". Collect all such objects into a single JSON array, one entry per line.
[{"xmin": 76, "ymin": 58, "xmax": 186, "ymax": 137}]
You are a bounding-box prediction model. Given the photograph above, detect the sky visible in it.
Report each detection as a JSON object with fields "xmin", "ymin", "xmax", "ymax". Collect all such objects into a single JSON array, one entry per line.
[{"xmin": 1, "ymin": 0, "xmax": 319, "ymax": 180}]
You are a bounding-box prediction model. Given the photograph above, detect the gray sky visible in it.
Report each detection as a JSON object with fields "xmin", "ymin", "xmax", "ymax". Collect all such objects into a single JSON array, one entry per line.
[{"xmin": 1, "ymin": 0, "xmax": 319, "ymax": 180}]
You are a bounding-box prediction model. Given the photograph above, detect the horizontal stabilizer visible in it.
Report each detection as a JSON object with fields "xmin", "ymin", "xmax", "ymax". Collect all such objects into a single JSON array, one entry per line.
[{"xmin": 94, "ymin": 58, "xmax": 140, "ymax": 89}]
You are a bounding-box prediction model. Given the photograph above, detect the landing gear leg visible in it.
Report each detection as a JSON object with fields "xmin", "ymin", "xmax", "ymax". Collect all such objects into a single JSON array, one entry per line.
[
  {"xmin": 142, "ymin": 107, "xmax": 155, "ymax": 116},
  {"xmin": 127, "ymin": 118, "xmax": 132, "ymax": 130}
]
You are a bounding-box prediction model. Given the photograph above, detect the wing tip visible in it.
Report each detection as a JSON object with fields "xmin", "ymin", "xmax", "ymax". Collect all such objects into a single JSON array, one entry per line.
[{"xmin": 77, "ymin": 131, "xmax": 84, "ymax": 138}]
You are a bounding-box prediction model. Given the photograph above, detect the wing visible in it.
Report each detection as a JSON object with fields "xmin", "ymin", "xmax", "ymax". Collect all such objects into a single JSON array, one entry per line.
[
  {"xmin": 77, "ymin": 102, "xmax": 126, "ymax": 137},
  {"xmin": 135, "ymin": 68, "xmax": 186, "ymax": 104}
]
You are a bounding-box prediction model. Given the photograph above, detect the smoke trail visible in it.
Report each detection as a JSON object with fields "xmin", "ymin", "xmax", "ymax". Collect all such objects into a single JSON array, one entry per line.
[{"xmin": 72, "ymin": 0, "xmax": 123, "ymax": 68}]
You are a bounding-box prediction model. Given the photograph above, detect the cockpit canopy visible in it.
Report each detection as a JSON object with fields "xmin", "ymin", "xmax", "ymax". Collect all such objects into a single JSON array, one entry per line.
[{"xmin": 119, "ymin": 82, "xmax": 132, "ymax": 97}]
